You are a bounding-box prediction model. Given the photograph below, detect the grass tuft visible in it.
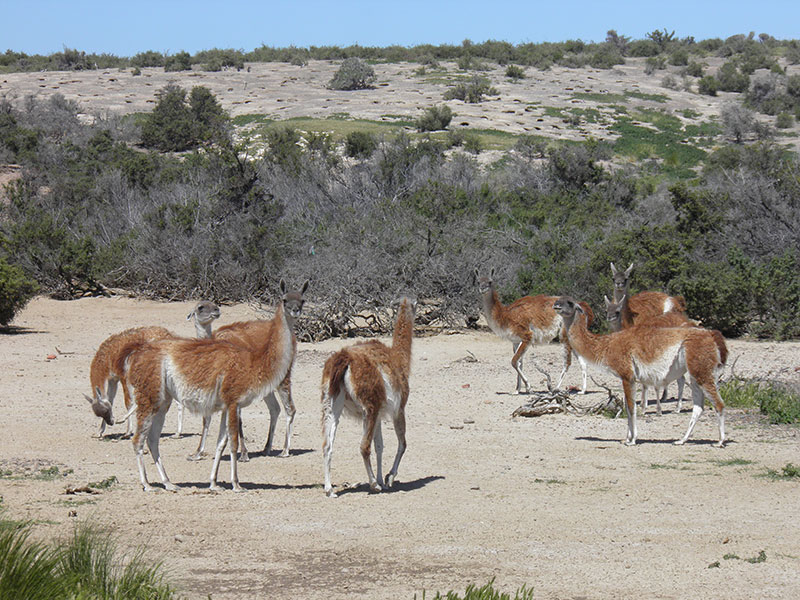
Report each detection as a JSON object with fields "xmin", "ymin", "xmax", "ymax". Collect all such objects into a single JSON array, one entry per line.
[
  {"xmin": 418, "ymin": 579, "xmax": 533, "ymax": 600},
  {"xmin": 0, "ymin": 513, "xmax": 177, "ymax": 599}
]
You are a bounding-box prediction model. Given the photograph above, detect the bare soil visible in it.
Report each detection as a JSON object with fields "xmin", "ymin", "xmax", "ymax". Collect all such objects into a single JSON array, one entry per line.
[{"xmin": 1, "ymin": 296, "xmax": 799, "ymax": 599}]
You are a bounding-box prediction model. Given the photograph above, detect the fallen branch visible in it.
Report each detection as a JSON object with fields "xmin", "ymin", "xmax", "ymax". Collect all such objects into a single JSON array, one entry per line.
[{"xmin": 512, "ymin": 386, "xmax": 618, "ymax": 418}]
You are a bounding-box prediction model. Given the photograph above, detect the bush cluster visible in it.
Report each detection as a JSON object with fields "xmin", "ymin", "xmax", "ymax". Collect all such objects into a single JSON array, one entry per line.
[
  {"xmin": 328, "ymin": 58, "xmax": 376, "ymax": 90},
  {"xmin": 443, "ymin": 76, "xmax": 497, "ymax": 103},
  {"xmin": 415, "ymin": 105, "xmax": 453, "ymax": 132},
  {"xmin": 1, "ymin": 88, "xmax": 799, "ymax": 339}
]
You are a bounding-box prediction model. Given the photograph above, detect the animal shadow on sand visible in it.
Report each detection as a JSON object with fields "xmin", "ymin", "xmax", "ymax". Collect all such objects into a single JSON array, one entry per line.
[
  {"xmin": 333, "ymin": 475, "xmax": 445, "ymax": 497},
  {"xmin": 576, "ymin": 435, "xmax": 735, "ymax": 446},
  {"xmin": 217, "ymin": 447, "xmax": 315, "ymax": 461},
  {"xmin": 1, "ymin": 325, "xmax": 46, "ymax": 335},
  {"xmin": 177, "ymin": 480, "xmax": 323, "ymax": 492}
]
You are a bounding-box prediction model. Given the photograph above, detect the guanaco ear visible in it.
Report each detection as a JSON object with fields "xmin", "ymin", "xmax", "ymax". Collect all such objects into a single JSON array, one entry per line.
[
  {"xmin": 186, "ymin": 310, "xmax": 194, "ymax": 321},
  {"xmin": 624, "ymin": 263, "xmax": 634, "ymax": 277},
  {"xmin": 604, "ymin": 295, "xmax": 611, "ymax": 307},
  {"xmin": 300, "ymin": 279, "xmax": 310, "ymax": 295},
  {"xmin": 83, "ymin": 393, "xmax": 94, "ymax": 405},
  {"xmin": 619, "ymin": 294, "xmax": 627, "ymax": 303},
  {"xmin": 472, "ymin": 268, "xmax": 479, "ymax": 285},
  {"xmin": 279, "ymin": 279, "xmax": 287, "ymax": 295},
  {"xmin": 575, "ymin": 302, "xmax": 586, "ymax": 315},
  {"xmin": 489, "ymin": 267, "xmax": 495, "ymax": 281},
  {"xmin": 610, "ymin": 262, "xmax": 617, "ymax": 276}
]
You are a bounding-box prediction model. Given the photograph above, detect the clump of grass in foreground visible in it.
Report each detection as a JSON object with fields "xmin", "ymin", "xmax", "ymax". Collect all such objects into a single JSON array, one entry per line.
[
  {"xmin": 765, "ymin": 463, "xmax": 800, "ymax": 481},
  {"xmin": 0, "ymin": 514, "xmax": 177, "ymax": 599},
  {"xmin": 417, "ymin": 579, "xmax": 533, "ymax": 599},
  {"xmin": 720, "ymin": 378, "xmax": 800, "ymax": 424}
]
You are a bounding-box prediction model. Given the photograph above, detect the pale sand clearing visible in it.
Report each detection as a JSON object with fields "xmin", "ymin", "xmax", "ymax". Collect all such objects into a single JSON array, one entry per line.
[{"xmin": 1, "ymin": 295, "xmax": 799, "ymax": 599}]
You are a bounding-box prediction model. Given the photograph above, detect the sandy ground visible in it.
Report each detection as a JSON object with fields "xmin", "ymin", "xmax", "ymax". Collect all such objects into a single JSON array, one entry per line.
[{"xmin": 1, "ymin": 295, "xmax": 799, "ymax": 599}]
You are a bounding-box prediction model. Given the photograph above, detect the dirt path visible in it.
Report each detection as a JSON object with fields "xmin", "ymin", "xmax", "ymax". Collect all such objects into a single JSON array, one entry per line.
[{"xmin": 1, "ymin": 296, "xmax": 799, "ymax": 599}]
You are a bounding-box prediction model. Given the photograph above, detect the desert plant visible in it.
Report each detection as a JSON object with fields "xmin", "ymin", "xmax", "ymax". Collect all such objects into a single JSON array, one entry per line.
[
  {"xmin": 416, "ymin": 105, "xmax": 453, "ymax": 132},
  {"xmin": 163, "ymin": 51, "xmax": 192, "ymax": 72},
  {"xmin": 0, "ymin": 515, "xmax": 177, "ymax": 599},
  {"xmin": 443, "ymin": 75, "xmax": 497, "ymax": 103},
  {"xmin": 0, "ymin": 255, "xmax": 38, "ymax": 326},
  {"xmin": 419, "ymin": 579, "xmax": 533, "ymax": 600},
  {"xmin": 669, "ymin": 48, "xmax": 689, "ymax": 66},
  {"xmin": 721, "ymin": 102, "xmax": 756, "ymax": 143},
  {"xmin": 697, "ymin": 75, "xmax": 718, "ymax": 96},
  {"xmin": 344, "ymin": 130, "xmax": 378, "ymax": 158},
  {"xmin": 505, "ymin": 64, "xmax": 525, "ymax": 80},
  {"xmin": 685, "ymin": 61, "xmax": 705, "ymax": 77},
  {"xmin": 716, "ymin": 61, "xmax": 750, "ymax": 92},
  {"xmin": 776, "ymin": 112, "xmax": 794, "ymax": 129},
  {"xmin": 644, "ymin": 56, "xmax": 666, "ymax": 75},
  {"xmin": 328, "ymin": 57, "xmax": 376, "ymax": 90}
]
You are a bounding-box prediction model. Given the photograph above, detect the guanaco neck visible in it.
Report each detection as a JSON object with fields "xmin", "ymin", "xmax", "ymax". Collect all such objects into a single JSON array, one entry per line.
[
  {"xmin": 481, "ymin": 287, "xmax": 505, "ymax": 330},
  {"xmin": 564, "ymin": 311, "xmax": 610, "ymax": 367},
  {"xmin": 391, "ymin": 304, "xmax": 414, "ymax": 369},
  {"xmin": 193, "ymin": 318, "xmax": 214, "ymax": 339}
]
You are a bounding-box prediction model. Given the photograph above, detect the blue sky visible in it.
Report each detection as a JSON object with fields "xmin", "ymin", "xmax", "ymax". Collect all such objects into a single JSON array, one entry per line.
[{"xmin": 3, "ymin": 0, "xmax": 798, "ymax": 57}]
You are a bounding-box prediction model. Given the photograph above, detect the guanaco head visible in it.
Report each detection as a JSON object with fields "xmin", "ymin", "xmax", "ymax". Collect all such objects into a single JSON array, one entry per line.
[
  {"xmin": 187, "ymin": 300, "xmax": 221, "ymax": 327},
  {"xmin": 610, "ymin": 262, "xmax": 633, "ymax": 300},
  {"xmin": 553, "ymin": 296, "xmax": 588, "ymax": 330},
  {"xmin": 604, "ymin": 295, "xmax": 624, "ymax": 332},
  {"xmin": 85, "ymin": 387, "xmax": 114, "ymax": 426},
  {"xmin": 474, "ymin": 267, "xmax": 495, "ymax": 295},
  {"xmin": 391, "ymin": 296, "xmax": 417, "ymax": 314},
  {"xmin": 281, "ymin": 279, "xmax": 309, "ymax": 320}
]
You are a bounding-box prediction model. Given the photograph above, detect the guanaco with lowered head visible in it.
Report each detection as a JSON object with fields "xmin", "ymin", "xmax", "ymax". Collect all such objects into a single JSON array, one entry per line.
[{"xmin": 120, "ymin": 281, "xmax": 307, "ymax": 492}]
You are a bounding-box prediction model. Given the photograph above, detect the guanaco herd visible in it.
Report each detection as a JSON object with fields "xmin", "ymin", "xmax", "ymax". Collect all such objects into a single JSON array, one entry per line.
[{"xmin": 85, "ymin": 264, "xmax": 728, "ymax": 496}]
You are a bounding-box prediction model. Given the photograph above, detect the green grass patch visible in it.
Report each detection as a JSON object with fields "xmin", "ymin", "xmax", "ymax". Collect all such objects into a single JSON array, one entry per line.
[
  {"xmin": 765, "ymin": 463, "xmax": 800, "ymax": 481},
  {"xmin": 533, "ymin": 478, "xmax": 566, "ymax": 485},
  {"xmin": 0, "ymin": 514, "xmax": 178, "ymax": 599},
  {"xmin": 721, "ymin": 379, "xmax": 800, "ymax": 423},
  {"xmin": 88, "ymin": 476, "xmax": 118, "ymax": 490},
  {"xmin": 625, "ymin": 90, "xmax": 669, "ymax": 103},
  {"xmin": 712, "ymin": 458, "xmax": 755, "ymax": 467},
  {"xmin": 418, "ymin": 579, "xmax": 533, "ymax": 599},
  {"xmin": 0, "ymin": 466, "xmax": 74, "ymax": 481},
  {"xmin": 570, "ymin": 90, "xmax": 668, "ymax": 104}
]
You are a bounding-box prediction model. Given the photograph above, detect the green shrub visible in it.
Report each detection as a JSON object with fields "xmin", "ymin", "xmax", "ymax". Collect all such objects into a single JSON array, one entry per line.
[
  {"xmin": 644, "ymin": 56, "xmax": 666, "ymax": 75},
  {"xmin": 463, "ymin": 133, "xmax": 482, "ymax": 154},
  {"xmin": 443, "ymin": 76, "xmax": 497, "ymax": 103},
  {"xmin": 0, "ymin": 256, "xmax": 38, "ymax": 325},
  {"xmin": 776, "ymin": 112, "xmax": 794, "ymax": 128},
  {"xmin": 416, "ymin": 105, "xmax": 453, "ymax": 132},
  {"xmin": 505, "ymin": 64, "xmax": 525, "ymax": 80},
  {"xmin": 130, "ymin": 50, "xmax": 164, "ymax": 68},
  {"xmin": 669, "ymin": 49, "xmax": 689, "ymax": 66},
  {"xmin": 344, "ymin": 130, "xmax": 377, "ymax": 158},
  {"xmin": 698, "ymin": 76, "xmax": 718, "ymax": 96},
  {"xmin": 163, "ymin": 51, "xmax": 192, "ymax": 72},
  {"xmin": 328, "ymin": 57, "xmax": 376, "ymax": 90},
  {"xmin": 140, "ymin": 84, "xmax": 229, "ymax": 152},
  {"xmin": 685, "ymin": 61, "xmax": 705, "ymax": 77},
  {"xmin": 716, "ymin": 61, "xmax": 750, "ymax": 92}
]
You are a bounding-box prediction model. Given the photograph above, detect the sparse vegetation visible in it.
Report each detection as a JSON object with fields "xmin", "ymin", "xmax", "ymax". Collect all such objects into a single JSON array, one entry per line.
[
  {"xmin": 328, "ymin": 57, "xmax": 376, "ymax": 90},
  {"xmin": 418, "ymin": 579, "xmax": 533, "ymax": 600},
  {"xmin": 0, "ymin": 514, "xmax": 177, "ymax": 599},
  {"xmin": 443, "ymin": 76, "xmax": 497, "ymax": 103},
  {"xmin": 416, "ymin": 105, "xmax": 453, "ymax": 132}
]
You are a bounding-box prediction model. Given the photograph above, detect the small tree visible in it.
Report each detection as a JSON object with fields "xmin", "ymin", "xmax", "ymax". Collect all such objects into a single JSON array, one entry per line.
[
  {"xmin": 698, "ymin": 75, "xmax": 718, "ymax": 96},
  {"xmin": 505, "ymin": 64, "xmax": 525, "ymax": 80},
  {"xmin": 328, "ymin": 58, "xmax": 376, "ymax": 90},
  {"xmin": 721, "ymin": 103, "xmax": 755, "ymax": 143},
  {"xmin": 344, "ymin": 131, "xmax": 377, "ymax": 158},
  {"xmin": 0, "ymin": 256, "xmax": 38, "ymax": 326},
  {"xmin": 164, "ymin": 51, "xmax": 192, "ymax": 72},
  {"xmin": 416, "ymin": 105, "xmax": 453, "ymax": 131}
]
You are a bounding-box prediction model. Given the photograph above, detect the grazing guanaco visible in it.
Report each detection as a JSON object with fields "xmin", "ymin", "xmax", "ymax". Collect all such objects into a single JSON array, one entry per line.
[
  {"xmin": 121, "ymin": 281, "xmax": 307, "ymax": 492},
  {"xmin": 476, "ymin": 269, "xmax": 591, "ymax": 394},
  {"xmin": 86, "ymin": 301, "xmax": 220, "ymax": 438},
  {"xmin": 554, "ymin": 296, "xmax": 727, "ymax": 447},
  {"xmin": 321, "ymin": 297, "xmax": 415, "ymax": 497}
]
